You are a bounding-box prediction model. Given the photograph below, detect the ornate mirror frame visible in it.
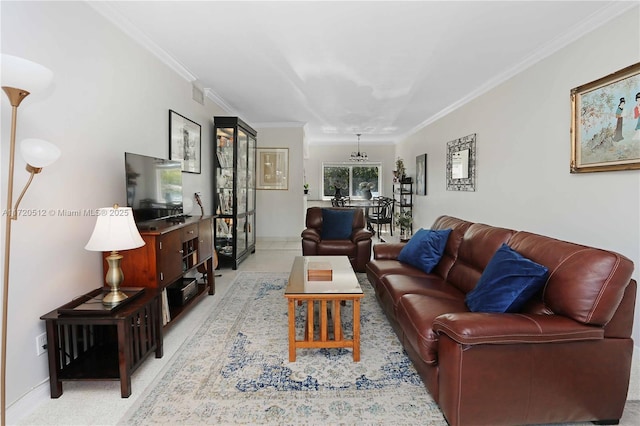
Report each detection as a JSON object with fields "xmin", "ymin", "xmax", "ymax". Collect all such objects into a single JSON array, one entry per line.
[{"xmin": 446, "ymin": 133, "xmax": 476, "ymax": 191}]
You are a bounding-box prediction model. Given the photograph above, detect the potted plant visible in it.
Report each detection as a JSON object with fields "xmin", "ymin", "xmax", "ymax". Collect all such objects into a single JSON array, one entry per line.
[
  {"xmin": 359, "ymin": 182, "xmax": 374, "ymax": 199},
  {"xmin": 394, "ymin": 210, "xmax": 412, "ymax": 239},
  {"xmin": 303, "ymin": 183, "xmax": 309, "ymax": 194}
]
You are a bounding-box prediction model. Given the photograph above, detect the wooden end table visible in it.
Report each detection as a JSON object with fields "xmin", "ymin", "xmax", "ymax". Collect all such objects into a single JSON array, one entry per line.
[
  {"xmin": 40, "ymin": 287, "xmax": 163, "ymax": 398},
  {"xmin": 285, "ymin": 256, "xmax": 364, "ymax": 362}
]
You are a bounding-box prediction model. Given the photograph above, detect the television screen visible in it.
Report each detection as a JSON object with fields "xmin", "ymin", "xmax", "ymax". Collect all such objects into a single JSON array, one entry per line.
[{"xmin": 125, "ymin": 152, "xmax": 183, "ymax": 223}]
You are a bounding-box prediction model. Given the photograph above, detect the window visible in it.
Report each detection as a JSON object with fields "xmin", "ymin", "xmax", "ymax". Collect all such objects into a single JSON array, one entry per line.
[{"xmin": 322, "ymin": 162, "xmax": 382, "ymax": 199}]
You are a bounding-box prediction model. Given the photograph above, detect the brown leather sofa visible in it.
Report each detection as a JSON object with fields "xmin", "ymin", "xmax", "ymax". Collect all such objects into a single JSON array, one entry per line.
[
  {"xmin": 366, "ymin": 215, "xmax": 636, "ymax": 426},
  {"xmin": 302, "ymin": 207, "xmax": 372, "ymax": 272}
]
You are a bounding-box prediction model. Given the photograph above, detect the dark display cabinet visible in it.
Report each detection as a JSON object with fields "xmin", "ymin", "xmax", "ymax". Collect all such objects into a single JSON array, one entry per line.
[{"xmin": 214, "ymin": 117, "xmax": 257, "ymax": 269}]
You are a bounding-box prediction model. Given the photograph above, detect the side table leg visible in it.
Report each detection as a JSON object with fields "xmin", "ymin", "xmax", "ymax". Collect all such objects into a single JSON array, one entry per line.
[
  {"xmin": 287, "ymin": 299, "xmax": 296, "ymax": 362},
  {"xmin": 45, "ymin": 320, "xmax": 62, "ymax": 398},
  {"xmin": 117, "ymin": 321, "xmax": 132, "ymax": 398}
]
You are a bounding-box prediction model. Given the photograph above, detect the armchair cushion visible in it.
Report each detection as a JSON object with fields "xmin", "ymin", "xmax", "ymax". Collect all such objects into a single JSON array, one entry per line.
[
  {"xmin": 397, "ymin": 228, "xmax": 452, "ymax": 273},
  {"xmin": 465, "ymin": 243, "xmax": 549, "ymax": 313},
  {"xmin": 321, "ymin": 208, "xmax": 355, "ymax": 239}
]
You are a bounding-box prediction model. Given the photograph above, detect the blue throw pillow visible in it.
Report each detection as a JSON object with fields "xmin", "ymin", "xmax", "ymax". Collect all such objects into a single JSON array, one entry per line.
[
  {"xmin": 321, "ymin": 209, "xmax": 355, "ymax": 239},
  {"xmin": 397, "ymin": 228, "xmax": 452, "ymax": 273},
  {"xmin": 466, "ymin": 244, "xmax": 549, "ymax": 313}
]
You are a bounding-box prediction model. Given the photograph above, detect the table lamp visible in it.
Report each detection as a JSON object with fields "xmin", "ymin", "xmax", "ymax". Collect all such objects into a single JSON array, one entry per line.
[{"xmin": 85, "ymin": 205, "xmax": 145, "ymax": 305}]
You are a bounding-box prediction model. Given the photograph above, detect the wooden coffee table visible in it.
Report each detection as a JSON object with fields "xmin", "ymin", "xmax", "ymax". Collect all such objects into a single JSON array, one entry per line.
[{"xmin": 285, "ymin": 256, "xmax": 364, "ymax": 362}]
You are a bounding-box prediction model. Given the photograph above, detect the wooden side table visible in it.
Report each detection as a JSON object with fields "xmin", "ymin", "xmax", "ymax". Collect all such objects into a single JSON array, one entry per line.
[{"xmin": 40, "ymin": 287, "xmax": 163, "ymax": 398}]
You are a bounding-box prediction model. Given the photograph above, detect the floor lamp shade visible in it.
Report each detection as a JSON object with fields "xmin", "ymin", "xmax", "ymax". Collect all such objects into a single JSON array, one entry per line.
[
  {"xmin": 1, "ymin": 54, "xmax": 53, "ymax": 93},
  {"xmin": 21, "ymin": 139, "xmax": 61, "ymax": 168}
]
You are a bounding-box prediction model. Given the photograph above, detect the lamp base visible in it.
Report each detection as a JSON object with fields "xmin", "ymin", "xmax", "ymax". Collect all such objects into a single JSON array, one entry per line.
[
  {"xmin": 103, "ymin": 251, "xmax": 128, "ymax": 306},
  {"xmin": 102, "ymin": 288, "xmax": 128, "ymax": 305}
]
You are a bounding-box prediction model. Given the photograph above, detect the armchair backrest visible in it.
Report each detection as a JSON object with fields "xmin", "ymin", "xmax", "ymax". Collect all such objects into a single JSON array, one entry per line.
[{"xmin": 305, "ymin": 207, "xmax": 366, "ymax": 235}]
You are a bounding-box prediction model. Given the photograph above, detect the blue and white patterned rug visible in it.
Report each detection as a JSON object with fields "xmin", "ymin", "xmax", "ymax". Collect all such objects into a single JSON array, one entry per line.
[{"xmin": 120, "ymin": 272, "xmax": 447, "ymax": 425}]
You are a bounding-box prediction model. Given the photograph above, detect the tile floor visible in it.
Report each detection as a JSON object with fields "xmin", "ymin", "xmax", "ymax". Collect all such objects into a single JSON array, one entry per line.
[{"xmin": 13, "ymin": 240, "xmax": 640, "ymax": 425}]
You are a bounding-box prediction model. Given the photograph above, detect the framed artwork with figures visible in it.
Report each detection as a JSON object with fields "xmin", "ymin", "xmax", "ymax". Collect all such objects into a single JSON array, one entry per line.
[{"xmin": 571, "ymin": 62, "xmax": 640, "ymax": 173}]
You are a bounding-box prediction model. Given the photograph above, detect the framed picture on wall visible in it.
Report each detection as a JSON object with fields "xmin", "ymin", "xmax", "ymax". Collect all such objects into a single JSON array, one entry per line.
[
  {"xmin": 416, "ymin": 154, "xmax": 427, "ymax": 195},
  {"xmin": 256, "ymin": 147, "xmax": 288, "ymax": 190},
  {"xmin": 570, "ymin": 62, "xmax": 640, "ymax": 173},
  {"xmin": 169, "ymin": 110, "xmax": 201, "ymax": 173}
]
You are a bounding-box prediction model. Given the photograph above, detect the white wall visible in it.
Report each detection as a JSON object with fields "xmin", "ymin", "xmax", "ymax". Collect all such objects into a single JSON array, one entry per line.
[
  {"xmin": 395, "ymin": 7, "xmax": 640, "ymax": 397},
  {"xmin": 255, "ymin": 126, "xmax": 306, "ymax": 239},
  {"xmin": 0, "ymin": 1, "xmax": 226, "ymax": 409}
]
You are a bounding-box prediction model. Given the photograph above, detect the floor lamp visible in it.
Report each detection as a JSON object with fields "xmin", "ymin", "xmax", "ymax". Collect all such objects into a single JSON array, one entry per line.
[{"xmin": 1, "ymin": 54, "xmax": 59, "ymax": 426}]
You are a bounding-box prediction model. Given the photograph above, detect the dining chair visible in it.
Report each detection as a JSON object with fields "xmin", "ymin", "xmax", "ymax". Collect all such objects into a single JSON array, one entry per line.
[{"xmin": 368, "ymin": 196, "xmax": 394, "ymax": 236}]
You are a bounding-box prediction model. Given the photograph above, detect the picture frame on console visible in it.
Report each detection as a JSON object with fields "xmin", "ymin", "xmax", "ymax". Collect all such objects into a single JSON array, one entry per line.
[
  {"xmin": 256, "ymin": 147, "xmax": 289, "ymax": 190},
  {"xmin": 169, "ymin": 109, "xmax": 202, "ymax": 174},
  {"xmin": 570, "ymin": 62, "xmax": 640, "ymax": 173}
]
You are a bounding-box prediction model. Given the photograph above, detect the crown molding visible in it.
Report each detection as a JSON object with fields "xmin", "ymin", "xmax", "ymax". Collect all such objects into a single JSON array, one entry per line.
[
  {"xmin": 402, "ymin": 1, "xmax": 638, "ymax": 142},
  {"xmin": 203, "ymin": 88, "xmax": 237, "ymax": 115},
  {"xmin": 252, "ymin": 122, "xmax": 307, "ymax": 129}
]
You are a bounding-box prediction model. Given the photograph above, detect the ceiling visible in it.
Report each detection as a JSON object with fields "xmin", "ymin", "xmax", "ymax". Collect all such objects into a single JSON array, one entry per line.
[{"xmin": 91, "ymin": 1, "xmax": 632, "ymax": 145}]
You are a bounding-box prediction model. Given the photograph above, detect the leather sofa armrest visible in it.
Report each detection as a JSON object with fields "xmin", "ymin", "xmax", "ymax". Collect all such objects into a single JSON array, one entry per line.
[
  {"xmin": 351, "ymin": 228, "xmax": 373, "ymax": 243},
  {"xmin": 301, "ymin": 228, "xmax": 321, "ymax": 243},
  {"xmin": 432, "ymin": 312, "xmax": 604, "ymax": 345},
  {"xmin": 372, "ymin": 243, "xmax": 406, "ymax": 260}
]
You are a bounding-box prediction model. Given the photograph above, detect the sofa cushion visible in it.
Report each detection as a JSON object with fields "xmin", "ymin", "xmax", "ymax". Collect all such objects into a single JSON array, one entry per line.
[
  {"xmin": 465, "ymin": 244, "xmax": 549, "ymax": 313},
  {"xmin": 321, "ymin": 208, "xmax": 354, "ymax": 239},
  {"xmin": 397, "ymin": 228, "xmax": 452, "ymax": 273},
  {"xmin": 379, "ymin": 274, "xmax": 465, "ymax": 319}
]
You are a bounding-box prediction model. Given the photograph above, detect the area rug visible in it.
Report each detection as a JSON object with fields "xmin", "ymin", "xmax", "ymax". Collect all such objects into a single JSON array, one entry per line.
[{"xmin": 120, "ymin": 272, "xmax": 447, "ymax": 425}]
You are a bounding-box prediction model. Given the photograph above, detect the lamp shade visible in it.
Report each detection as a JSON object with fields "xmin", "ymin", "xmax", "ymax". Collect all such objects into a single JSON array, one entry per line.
[
  {"xmin": 1, "ymin": 54, "xmax": 53, "ymax": 93},
  {"xmin": 20, "ymin": 139, "xmax": 61, "ymax": 168},
  {"xmin": 85, "ymin": 207, "xmax": 145, "ymax": 252}
]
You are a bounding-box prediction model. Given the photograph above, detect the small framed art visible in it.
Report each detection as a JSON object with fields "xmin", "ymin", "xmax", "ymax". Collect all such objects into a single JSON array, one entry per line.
[
  {"xmin": 169, "ymin": 110, "xmax": 201, "ymax": 173},
  {"xmin": 416, "ymin": 154, "xmax": 427, "ymax": 195},
  {"xmin": 256, "ymin": 148, "xmax": 288, "ymax": 190}
]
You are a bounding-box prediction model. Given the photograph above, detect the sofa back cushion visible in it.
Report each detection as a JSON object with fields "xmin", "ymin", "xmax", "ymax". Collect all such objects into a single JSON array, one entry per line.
[
  {"xmin": 430, "ymin": 216, "xmax": 473, "ymax": 280},
  {"xmin": 508, "ymin": 231, "xmax": 634, "ymax": 326},
  {"xmin": 446, "ymin": 223, "xmax": 516, "ymax": 294}
]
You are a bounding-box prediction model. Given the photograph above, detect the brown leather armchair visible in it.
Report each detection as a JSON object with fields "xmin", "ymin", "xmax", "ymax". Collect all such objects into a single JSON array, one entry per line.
[{"xmin": 301, "ymin": 207, "xmax": 372, "ymax": 272}]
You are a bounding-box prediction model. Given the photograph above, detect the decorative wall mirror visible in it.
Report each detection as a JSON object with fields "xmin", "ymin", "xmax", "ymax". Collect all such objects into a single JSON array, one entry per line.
[{"xmin": 446, "ymin": 133, "xmax": 476, "ymax": 191}]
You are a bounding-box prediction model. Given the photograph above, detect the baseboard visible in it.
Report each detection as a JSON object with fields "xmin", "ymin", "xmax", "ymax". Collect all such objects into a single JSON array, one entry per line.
[{"xmin": 6, "ymin": 380, "xmax": 49, "ymax": 425}]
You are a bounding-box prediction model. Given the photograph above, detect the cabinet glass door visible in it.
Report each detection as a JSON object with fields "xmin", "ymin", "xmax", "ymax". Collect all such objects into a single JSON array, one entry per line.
[
  {"xmin": 248, "ymin": 135, "xmax": 256, "ymax": 213},
  {"xmin": 215, "ymin": 127, "xmax": 234, "ymax": 258},
  {"xmin": 216, "ymin": 128, "xmax": 234, "ymax": 216}
]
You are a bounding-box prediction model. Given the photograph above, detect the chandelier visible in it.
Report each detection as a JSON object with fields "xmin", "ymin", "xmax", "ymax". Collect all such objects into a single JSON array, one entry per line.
[{"xmin": 350, "ymin": 133, "xmax": 368, "ymax": 162}]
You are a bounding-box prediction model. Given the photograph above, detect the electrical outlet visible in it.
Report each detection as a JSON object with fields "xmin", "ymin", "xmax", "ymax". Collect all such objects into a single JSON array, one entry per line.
[{"xmin": 36, "ymin": 332, "xmax": 47, "ymax": 356}]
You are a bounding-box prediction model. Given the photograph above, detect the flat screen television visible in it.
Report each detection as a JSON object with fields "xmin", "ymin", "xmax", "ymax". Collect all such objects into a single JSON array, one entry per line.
[{"xmin": 125, "ymin": 152, "xmax": 183, "ymax": 223}]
